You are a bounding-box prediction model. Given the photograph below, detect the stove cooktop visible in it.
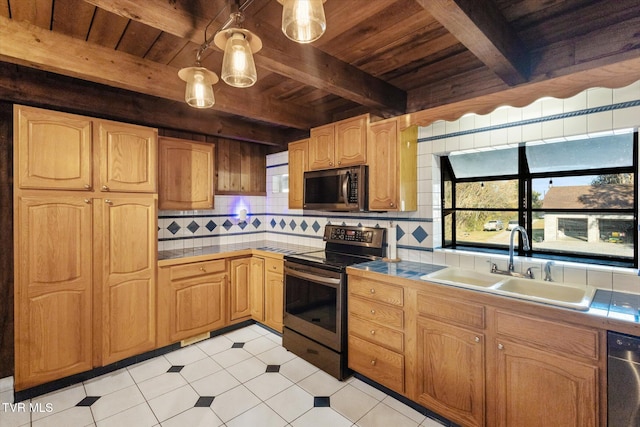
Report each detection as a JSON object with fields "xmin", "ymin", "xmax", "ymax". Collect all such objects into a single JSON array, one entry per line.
[{"xmin": 284, "ymin": 250, "xmax": 377, "ymax": 271}]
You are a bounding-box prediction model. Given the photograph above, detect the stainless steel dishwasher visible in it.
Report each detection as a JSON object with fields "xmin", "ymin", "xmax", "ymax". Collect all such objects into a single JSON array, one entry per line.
[{"xmin": 608, "ymin": 331, "xmax": 640, "ymax": 426}]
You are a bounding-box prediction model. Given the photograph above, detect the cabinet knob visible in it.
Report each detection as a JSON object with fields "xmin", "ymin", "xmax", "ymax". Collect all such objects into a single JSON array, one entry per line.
[
  {"xmin": 370, "ymin": 288, "xmax": 376, "ymax": 294},
  {"xmin": 498, "ymin": 343, "xmax": 504, "ymax": 350},
  {"xmin": 84, "ymin": 184, "xmax": 91, "ymax": 190},
  {"xmin": 84, "ymin": 199, "xmax": 91, "ymax": 204},
  {"xmin": 200, "ymin": 267, "xmax": 206, "ymax": 272},
  {"xmin": 370, "ymin": 359, "xmax": 376, "ymax": 366},
  {"xmin": 337, "ymin": 161, "xmax": 341, "ymax": 165},
  {"xmin": 370, "ymin": 309, "xmax": 376, "ymax": 315},
  {"xmin": 370, "ymin": 330, "xmax": 376, "ymax": 335},
  {"xmin": 475, "ymin": 336, "xmax": 480, "ymax": 343},
  {"xmin": 389, "ymin": 202, "xmax": 394, "ymax": 207},
  {"xmin": 102, "ymin": 185, "xmax": 109, "ymax": 191},
  {"xmin": 105, "ymin": 199, "xmax": 112, "ymax": 204},
  {"xmin": 329, "ymin": 161, "xmax": 333, "ymax": 166}
]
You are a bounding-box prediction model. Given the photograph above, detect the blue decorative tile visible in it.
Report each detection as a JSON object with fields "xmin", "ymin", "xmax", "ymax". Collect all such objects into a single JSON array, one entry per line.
[
  {"xmin": 167, "ymin": 221, "xmax": 181, "ymax": 235},
  {"xmin": 312, "ymin": 221, "xmax": 321, "ymax": 233},
  {"xmin": 412, "ymin": 226, "xmax": 428, "ymax": 243},
  {"xmin": 289, "ymin": 220, "xmax": 296, "ymax": 231},
  {"xmin": 279, "ymin": 219, "xmax": 286, "ymax": 229},
  {"xmin": 238, "ymin": 220, "xmax": 247, "ymax": 230},
  {"xmin": 300, "ymin": 220, "xmax": 308, "ymax": 231},
  {"xmin": 187, "ymin": 221, "xmax": 200, "ymax": 234},
  {"xmin": 270, "ymin": 218, "xmax": 277, "ymax": 228},
  {"xmin": 252, "ymin": 218, "xmax": 261, "ymax": 229},
  {"xmin": 206, "ymin": 220, "xmax": 217, "ymax": 232},
  {"xmin": 397, "ymin": 225, "xmax": 405, "ymax": 241},
  {"xmin": 223, "ymin": 219, "xmax": 233, "ymax": 231}
]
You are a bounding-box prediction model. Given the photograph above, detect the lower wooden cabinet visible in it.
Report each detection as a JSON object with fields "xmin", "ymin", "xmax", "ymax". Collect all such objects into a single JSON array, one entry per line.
[
  {"xmin": 96, "ymin": 196, "xmax": 157, "ymax": 365},
  {"xmin": 415, "ymin": 318, "xmax": 484, "ymax": 427},
  {"xmin": 264, "ymin": 258, "xmax": 284, "ymax": 332},
  {"xmin": 345, "ymin": 272, "xmax": 603, "ymax": 427},
  {"xmin": 158, "ymin": 259, "xmax": 227, "ymax": 345},
  {"xmin": 494, "ymin": 339, "xmax": 598, "ymax": 427},
  {"xmin": 14, "ymin": 193, "xmax": 158, "ymax": 390},
  {"xmin": 250, "ymin": 257, "xmax": 265, "ymax": 321},
  {"xmin": 229, "ymin": 258, "xmax": 251, "ymax": 321}
]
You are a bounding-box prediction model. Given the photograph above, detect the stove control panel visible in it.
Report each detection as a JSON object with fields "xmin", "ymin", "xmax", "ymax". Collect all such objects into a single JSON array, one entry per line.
[{"xmin": 329, "ymin": 227, "xmax": 373, "ymax": 243}]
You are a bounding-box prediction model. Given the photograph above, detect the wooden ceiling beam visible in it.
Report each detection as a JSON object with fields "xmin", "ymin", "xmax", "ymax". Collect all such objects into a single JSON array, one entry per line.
[
  {"xmin": 81, "ymin": 0, "xmax": 407, "ymax": 116},
  {"xmin": 0, "ymin": 63, "xmax": 298, "ymax": 146},
  {"xmin": 415, "ymin": 0, "xmax": 530, "ymax": 86},
  {"xmin": 0, "ymin": 16, "xmax": 322, "ymax": 130}
]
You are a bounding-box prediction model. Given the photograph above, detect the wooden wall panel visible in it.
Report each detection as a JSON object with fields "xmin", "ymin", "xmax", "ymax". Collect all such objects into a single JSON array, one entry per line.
[{"xmin": 0, "ymin": 101, "xmax": 13, "ymax": 378}]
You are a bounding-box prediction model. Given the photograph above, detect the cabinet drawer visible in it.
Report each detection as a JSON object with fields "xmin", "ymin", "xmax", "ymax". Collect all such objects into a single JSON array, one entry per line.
[
  {"xmin": 169, "ymin": 259, "xmax": 226, "ymax": 281},
  {"xmin": 496, "ymin": 311, "xmax": 598, "ymax": 360},
  {"xmin": 417, "ymin": 293, "xmax": 485, "ymax": 329},
  {"xmin": 349, "ymin": 276, "xmax": 403, "ymax": 306},
  {"xmin": 349, "ymin": 334, "xmax": 404, "ymax": 393},
  {"xmin": 349, "ymin": 295, "xmax": 403, "ymax": 329},
  {"xmin": 265, "ymin": 258, "xmax": 283, "ymax": 274},
  {"xmin": 349, "ymin": 315, "xmax": 404, "ymax": 352}
]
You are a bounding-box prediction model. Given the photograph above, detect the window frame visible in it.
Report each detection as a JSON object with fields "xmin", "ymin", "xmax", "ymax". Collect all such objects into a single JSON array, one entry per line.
[{"xmin": 441, "ymin": 132, "xmax": 639, "ymax": 268}]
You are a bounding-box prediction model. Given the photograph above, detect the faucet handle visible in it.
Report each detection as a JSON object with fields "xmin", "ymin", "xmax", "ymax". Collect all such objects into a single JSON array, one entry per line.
[{"xmin": 525, "ymin": 266, "xmax": 538, "ymax": 279}]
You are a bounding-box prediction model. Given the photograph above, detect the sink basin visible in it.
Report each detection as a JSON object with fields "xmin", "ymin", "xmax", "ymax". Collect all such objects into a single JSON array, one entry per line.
[
  {"xmin": 493, "ymin": 277, "xmax": 596, "ymax": 311},
  {"xmin": 421, "ymin": 267, "xmax": 596, "ymax": 311},
  {"xmin": 421, "ymin": 267, "xmax": 502, "ymax": 288}
]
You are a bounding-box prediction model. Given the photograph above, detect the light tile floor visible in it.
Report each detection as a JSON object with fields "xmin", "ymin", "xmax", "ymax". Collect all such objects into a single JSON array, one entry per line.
[{"xmin": 0, "ymin": 325, "xmax": 445, "ymax": 427}]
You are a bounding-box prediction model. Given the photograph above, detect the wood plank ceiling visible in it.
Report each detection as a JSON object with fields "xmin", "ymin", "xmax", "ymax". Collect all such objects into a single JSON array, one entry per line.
[{"xmin": 1, "ymin": 0, "xmax": 640, "ymax": 148}]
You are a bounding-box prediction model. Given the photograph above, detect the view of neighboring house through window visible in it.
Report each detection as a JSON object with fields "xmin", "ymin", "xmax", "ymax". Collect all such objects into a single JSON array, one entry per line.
[{"xmin": 441, "ymin": 129, "xmax": 637, "ymax": 267}]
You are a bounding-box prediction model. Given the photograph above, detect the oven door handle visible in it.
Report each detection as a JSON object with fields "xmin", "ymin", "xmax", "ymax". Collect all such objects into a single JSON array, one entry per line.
[{"xmin": 285, "ymin": 267, "xmax": 341, "ymax": 287}]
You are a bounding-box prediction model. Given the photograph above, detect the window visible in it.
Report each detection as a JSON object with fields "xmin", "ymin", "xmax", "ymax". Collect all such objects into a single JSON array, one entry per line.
[{"xmin": 441, "ymin": 130, "xmax": 638, "ymax": 267}]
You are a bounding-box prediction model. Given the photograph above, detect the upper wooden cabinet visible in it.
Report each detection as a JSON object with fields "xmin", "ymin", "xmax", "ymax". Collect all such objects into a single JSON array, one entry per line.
[
  {"xmin": 96, "ymin": 120, "xmax": 157, "ymax": 193},
  {"xmin": 15, "ymin": 105, "xmax": 157, "ymax": 193},
  {"xmin": 368, "ymin": 118, "xmax": 417, "ymax": 211},
  {"xmin": 15, "ymin": 106, "xmax": 93, "ymax": 190},
  {"xmin": 288, "ymin": 138, "xmax": 308, "ymax": 209},
  {"xmin": 308, "ymin": 114, "xmax": 368, "ymax": 170},
  {"xmin": 158, "ymin": 137, "xmax": 214, "ymax": 210},
  {"xmin": 216, "ymin": 138, "xmax": 266, "ymax": 195}
]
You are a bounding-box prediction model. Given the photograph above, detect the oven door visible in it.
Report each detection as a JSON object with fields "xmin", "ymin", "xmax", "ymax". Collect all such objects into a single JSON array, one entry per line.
[{"xmin": 284, "ymin": 262, "xmax": 344, "ymax": 352}]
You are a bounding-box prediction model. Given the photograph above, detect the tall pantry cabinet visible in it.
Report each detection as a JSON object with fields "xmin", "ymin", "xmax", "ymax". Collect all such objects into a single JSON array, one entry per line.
[{"xmin": 13, "ymin": 105, "xmax": 158, "ymax": 390}]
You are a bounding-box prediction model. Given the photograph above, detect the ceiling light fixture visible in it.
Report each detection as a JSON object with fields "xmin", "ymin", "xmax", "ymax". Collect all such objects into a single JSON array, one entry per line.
[
  {"xmin": 178, "ymin": 59, "xmax": 219, "ymax": 108},
  {"xmin": 278, "ymin": 0, "xmax": 327, "ymax": 44},
  {"xmin": 214, "ymin": 0, "xmax": 262, "ymax": 88}
]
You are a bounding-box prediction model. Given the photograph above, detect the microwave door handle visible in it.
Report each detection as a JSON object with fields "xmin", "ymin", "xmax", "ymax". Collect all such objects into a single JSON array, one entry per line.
[{"xmin": 342, "ymin": 172, "xmax": 350, "ymax": 206}]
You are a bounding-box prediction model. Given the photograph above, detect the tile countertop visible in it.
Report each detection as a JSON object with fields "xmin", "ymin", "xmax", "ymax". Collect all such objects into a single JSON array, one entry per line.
[
  {"xmin": 158, "ymin": 241, "xmax": 320, "ymax": 262},
  {"xmin": 349, "ymin": 259, "xmax": 640, "ymax": 326}
]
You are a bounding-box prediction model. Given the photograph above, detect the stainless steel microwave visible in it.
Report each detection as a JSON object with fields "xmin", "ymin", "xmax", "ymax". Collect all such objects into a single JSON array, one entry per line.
[{"xmin": 303, "ymin": 165, "xmax": 368, "ymax": 212}]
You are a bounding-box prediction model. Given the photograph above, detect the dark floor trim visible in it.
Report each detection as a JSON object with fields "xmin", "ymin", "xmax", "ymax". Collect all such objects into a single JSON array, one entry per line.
[
  {"xmin": 353, "ymin": 373, "xmax": 458, "ymax": 427},
  {"xmin": 14, "ymin": 320, "xmax": 256, "ymax": 402}
]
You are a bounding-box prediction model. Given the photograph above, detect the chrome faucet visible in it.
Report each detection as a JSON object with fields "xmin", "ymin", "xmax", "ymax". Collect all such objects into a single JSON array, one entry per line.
[{"xmin": 508, "ymin": 226, "xmax": 530, "ymax": 272}]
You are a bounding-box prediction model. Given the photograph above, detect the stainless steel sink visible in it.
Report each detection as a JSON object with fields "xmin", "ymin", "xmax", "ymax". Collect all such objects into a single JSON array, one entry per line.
[
  {"xmin": 421, "ymin": 267, "xmax": 596, "ymax": 311},
  {"xmin": 422, "ymin": 268, "xmax": 502, "ymax": 288}
]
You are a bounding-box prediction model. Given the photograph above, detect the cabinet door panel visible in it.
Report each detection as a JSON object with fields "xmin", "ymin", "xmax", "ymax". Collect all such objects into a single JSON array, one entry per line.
[
  {"xmin": 495, "ymin": 339, "xmax": 598, "ymax": 427},
  {"xmin": 15, "ymin": 196, "xmax": 93, "ymax": 390},
  {"xmin": 335, "ymin": 115, "xmax": 367, "ymax": 167},
  {"xmin": 288, "ymin": 139, "xmax": 308, "ymax": 209},
  {"xmin": 308, "ymin": 124, "xmax": 335, "ymax": 170},
  {"xmin": 250, "ymin": 257, "xmax": 265, "ymax": 321},
  {"xmin": 416, "ymin": 318, "xmax": 484, "ymax": 427},
  {"xmin": 264, "ymin": 271, "xmax": 283, "ymax": 332},
  {"xmin": 97, "ymin": 197, "xmax": 156, "ymax": 365},
  {"xmin": 159, "ymin": 137, "xmax": 214, "ymax": 210},
  {"xmin": 230, "ymin": 258, "xmax": 251, "ymax": 320},
  {"xmin": 174, "ymin": 277, "xmax": 226, "ymax": 335},
  {"xmin": 98, "ymin": 121, "xmax": 157, "ymax": 193},
  {"xmin": 368, "ymin": 120, "xmax": 398, "ymax": 210},
  {"xmin": 16, "ymin": 106, "xmax": 92, "ymax": 190}
]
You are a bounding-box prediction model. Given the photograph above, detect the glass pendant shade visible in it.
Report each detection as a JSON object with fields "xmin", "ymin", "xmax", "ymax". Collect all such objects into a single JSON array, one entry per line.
[
  {"xmin": 178, "ymin": 66, "xmax": 218, "ymax": 108},
  {"xmin": 280, "ymin": 0, "xmax": 326, "ymax": 43},
  {"xmin": 220, "ymin": 32, "xmax": 257, "ymax": 88}
]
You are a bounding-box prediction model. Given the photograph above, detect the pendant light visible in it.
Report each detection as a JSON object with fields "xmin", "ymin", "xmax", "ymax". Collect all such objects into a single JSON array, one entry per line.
[
  {"xmin": 178, "ymin": 63, "xmax": 218, "ymax": 108},
  {"xmin": 278, "ymin": 0, "xmax": 327, "ymax": 44},
  {"xmin": 214, "ymin": 2, "xmax": 262, "ymax": 88}
]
